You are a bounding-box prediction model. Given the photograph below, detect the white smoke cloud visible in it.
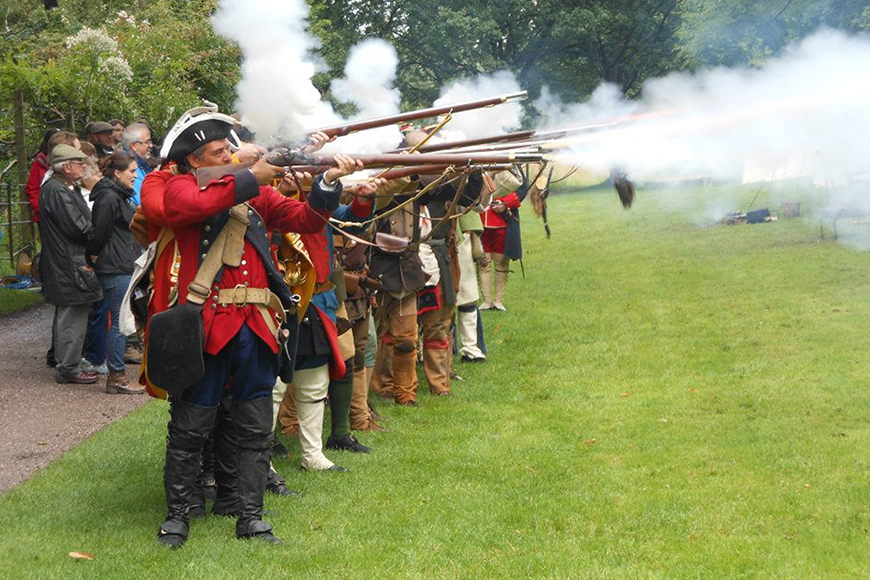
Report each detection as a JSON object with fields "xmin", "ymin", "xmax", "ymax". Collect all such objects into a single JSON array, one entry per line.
[
  {"xmin": 434, "ymin": 71, "xmax": 524, "ymax": 141},
  {"xmin": 212, "ymin": 0, "xmax": 401, "ymax": 152},
  {"xmin": 211, "ymin": 0, "xmax": 325, "ymax": 144},
  {"xmin": 540, "ymin": 29, "xmax": 870, "ymax": 189},
  {"xmin": 320, "ymin": 39, "xmax": 403, "ymax": 153}
]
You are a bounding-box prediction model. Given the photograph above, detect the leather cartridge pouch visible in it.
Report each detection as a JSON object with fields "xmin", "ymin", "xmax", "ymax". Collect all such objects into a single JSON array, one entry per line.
[
  {"xmin": 374, "ymin": 232, "xmax": 409, "ymax": 254},
  {"xmin": 146, "ymin": 205, "xmax": 249, "ymax": 397}
]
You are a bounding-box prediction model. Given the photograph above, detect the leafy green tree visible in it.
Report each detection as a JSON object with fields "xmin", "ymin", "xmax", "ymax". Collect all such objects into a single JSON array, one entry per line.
[
  {"xmin": 679, "ymin": 0, "xmax": 870, "ymax": 67},
  {"xmin": 0, "ymin": 0, "xmax": 240, "ymax": 158},
  {"xmin": 306, "ymin": 0, "xmax": 686, "ymax": 109}
]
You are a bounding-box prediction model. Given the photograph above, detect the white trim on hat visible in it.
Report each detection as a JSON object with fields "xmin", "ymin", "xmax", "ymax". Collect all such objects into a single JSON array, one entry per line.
[{"xmin": 160, "ymin": 102, "xmax": 241, "ymax": 159}]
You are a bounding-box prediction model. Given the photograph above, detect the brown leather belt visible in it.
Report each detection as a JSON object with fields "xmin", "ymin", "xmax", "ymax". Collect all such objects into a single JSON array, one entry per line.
[{"xmin": 215, "ymin": 285, "xmax": 286, "ymax": 338}]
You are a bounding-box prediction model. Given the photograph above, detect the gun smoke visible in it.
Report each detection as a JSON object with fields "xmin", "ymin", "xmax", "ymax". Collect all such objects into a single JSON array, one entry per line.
[
  {"xmin": 212, "ymin": 0, "xmax": 401, "ymax": 152},
  {"xmin": 536, "ymin": 29, "xmax": 870, "ymax": 188},
  {"xmin": 434, "ymin": 71, "xmax": 524, "ymax": 142}
]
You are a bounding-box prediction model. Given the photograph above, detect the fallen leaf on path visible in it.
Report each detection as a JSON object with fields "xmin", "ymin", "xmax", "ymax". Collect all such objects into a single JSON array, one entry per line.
[
  {"xmin": 69, "ymin": 552, "xmax": 94, "ymax": 561},
  {"xmin": 38, "ymin": 441, "xmax": 47, "ymax": 446}
]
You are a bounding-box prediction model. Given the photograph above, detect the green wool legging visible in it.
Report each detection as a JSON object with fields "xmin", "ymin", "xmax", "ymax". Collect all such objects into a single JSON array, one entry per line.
[{"xmin": 327, "ymin": 359, "xmax": 354, "ymax": 439}]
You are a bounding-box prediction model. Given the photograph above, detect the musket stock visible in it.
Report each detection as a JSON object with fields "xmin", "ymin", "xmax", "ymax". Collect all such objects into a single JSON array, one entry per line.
[{"xmin": 195, "ymin": 151, "xmax": 541, "ymax": 188}]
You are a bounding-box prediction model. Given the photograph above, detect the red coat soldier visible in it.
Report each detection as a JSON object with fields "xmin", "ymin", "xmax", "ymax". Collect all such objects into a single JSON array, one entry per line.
[{"xmin": 152, "ymin": 107, "xmax": 357, "ymax": 548}]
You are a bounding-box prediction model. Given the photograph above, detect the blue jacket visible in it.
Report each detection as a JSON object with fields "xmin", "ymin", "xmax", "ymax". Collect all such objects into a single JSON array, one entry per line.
[{"xmin": 130, "ymin": 152, "xmax": 152, "ymax": 206}]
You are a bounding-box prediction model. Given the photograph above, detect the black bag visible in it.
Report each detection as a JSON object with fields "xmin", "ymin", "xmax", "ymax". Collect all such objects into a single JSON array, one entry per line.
[
  {"xmin": 369, "ymin": 250, "xmax": 426, "ymax": 295},
  {"xmin": 146, "ymin": 302, "xmax": 205, "ymax": 397},
  {"xmin": 504, "ymin": 211, "xmax": 522, "ymax": 261}
]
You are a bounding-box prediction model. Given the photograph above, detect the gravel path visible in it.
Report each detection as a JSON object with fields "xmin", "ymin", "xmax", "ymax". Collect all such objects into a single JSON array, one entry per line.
[{"xmin": 0, "ymin": 303, "xmax": 149, "ymax": 494}]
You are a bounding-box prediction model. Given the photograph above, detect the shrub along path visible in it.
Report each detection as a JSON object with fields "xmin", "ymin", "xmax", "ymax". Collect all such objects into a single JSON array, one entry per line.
[{"xmin": 1, "ymin": 184, "xmax": 869, "ymax": 579}]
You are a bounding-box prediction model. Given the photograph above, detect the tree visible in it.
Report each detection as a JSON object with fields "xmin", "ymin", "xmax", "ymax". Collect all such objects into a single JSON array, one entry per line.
[
  {"xmin": 679, "ymin": 0, "xmax": 870, "ymax": 67},
  {"xmin": 0, "ymin": 0, "xmax": 240, "ymax": 158},
  {"xmin": 306, "ymin": 0, "xmax": 686, "ymax": 109}
]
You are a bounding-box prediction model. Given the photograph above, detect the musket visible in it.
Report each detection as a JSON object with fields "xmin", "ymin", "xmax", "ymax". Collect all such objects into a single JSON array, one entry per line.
[
  {"xmin": 391, "ymin": 130, "xmax": 536, "ymax": 154},
  {"xmin": 195, "ymin": 149, "xmax": 542, "ymax": 187},
  {"xmin": 311, "ymin": 91, "xmax": 527, "ymax": 138},
  {"xmin": 342, "ymin": 163, "xmax": 515, "ymax": 183},
  {"xmin": 309, "ymin": 151, "xmax": 542, "ymax": 167}
]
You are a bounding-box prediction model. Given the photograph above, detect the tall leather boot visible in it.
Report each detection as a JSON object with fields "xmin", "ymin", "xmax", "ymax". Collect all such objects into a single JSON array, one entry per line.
[
  {"xmin": 422, "ymin": 341, "xmax": 451, "ymax": 395},
  {"xmin": 350, "ymin": 366, "xmax": 377, "ymax": 430},
  {"xmin": 212, "ymin": 394, "xmax": 240, "ymax": 517},
  {"xmin": 158, "ymin": 399, "xmax": 218, "ymax": 548},
  {"xmin": 478, "ymin": 253, "xmax": 493, "ymax": 310},
  {"xmin": 276, "ymin": 386, "xmax": 298, "ymax": 437},
  {"xmin": 190, "ymin": 427, "xmax": 214, "ymax": 517},
  {"xmin": 369, "ymin": 338, "xmax": 394, "ymax": 399},
  {"xmin": 392, "ymin": 341, "xmax": 419, "ymax": 406},
  {"xmin": 231, "ymin": 396, "xmax": 281, "ymax": 544},
  {"xmin": 493, "ymin": 253, "xmax": 509, "ymax": 311}
]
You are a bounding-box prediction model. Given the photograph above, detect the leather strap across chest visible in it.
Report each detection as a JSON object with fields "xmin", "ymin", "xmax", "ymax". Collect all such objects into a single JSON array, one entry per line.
[{"xmin": 184, "ymin": 203, "xmax": 289, "ymax": 338}]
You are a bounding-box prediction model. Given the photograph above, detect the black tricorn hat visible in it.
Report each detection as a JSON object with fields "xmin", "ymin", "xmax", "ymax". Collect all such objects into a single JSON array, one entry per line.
[{"xmin": 160, "ymin": 102, "xmax": 241, "ymax": 163}]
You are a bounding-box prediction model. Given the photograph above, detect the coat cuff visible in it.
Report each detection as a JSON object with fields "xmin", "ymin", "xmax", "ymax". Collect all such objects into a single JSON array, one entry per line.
[
  {"xmin": 307, "ymin": 175, "xmax": 342, "ymax": 212},
  {"xmin": 349, "ymin": 194, "xmax": 373, "ymax": 218},
  {"xmin": 233, "ymin": 169, "xmax": 260, "ymax": 205}
]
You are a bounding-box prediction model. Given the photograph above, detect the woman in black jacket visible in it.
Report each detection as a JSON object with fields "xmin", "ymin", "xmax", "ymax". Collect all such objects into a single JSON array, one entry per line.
[{"xmin": 87, "ymin": 152, "xmax": 145, "ymax": 395}]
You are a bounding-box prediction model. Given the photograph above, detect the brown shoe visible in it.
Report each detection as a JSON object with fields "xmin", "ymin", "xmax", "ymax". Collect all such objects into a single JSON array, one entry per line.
[
  {"xmin": 351, "ymin": 418, "xmax": 386, "ymax": 432},
  {"xmin": 106, "ymin": 369, "xmax": 144, "ymax": 395},
  {"xmin": 123, "ymin": 345, "xmax": 143, "ymax": 364},
  {"xmin": 56, "ymin": 371, "xmax": 99, "ymax": 384},
  {"xmin": 367, "ymin": 401, "xmax": 388, "ymax": 422}
]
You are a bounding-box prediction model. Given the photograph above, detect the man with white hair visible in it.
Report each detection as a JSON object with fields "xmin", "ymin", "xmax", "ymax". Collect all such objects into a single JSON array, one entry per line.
[
  {"xmin": 38, "ymin": 144, "xmax": 103, "ymax": 384},
  {"xmin": 121, "ymin": 122, "xmax": 153, "ymax": 205}
]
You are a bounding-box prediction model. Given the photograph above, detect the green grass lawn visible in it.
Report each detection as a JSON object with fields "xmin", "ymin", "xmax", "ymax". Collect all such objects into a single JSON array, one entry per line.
[
  {"xmin": 2, "ymin": 183, "xmax": 869, "ymax": 579},
  {"xmin": 0, "ymin": 288, "xmax": 42, "ymax": 316}
]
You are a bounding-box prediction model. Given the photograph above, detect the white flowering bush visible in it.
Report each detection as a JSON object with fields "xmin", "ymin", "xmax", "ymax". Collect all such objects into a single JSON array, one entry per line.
[
  {"xmin": 1, "ymin": 0, "xmax": 239, "ymax": 153},
  {"xmin": 99, "ymin": 55, "xmax": 134, "ymax": 82},
  {"xmin": 64, "ymin": 27, "xmax": 119, "ymax": 53}
]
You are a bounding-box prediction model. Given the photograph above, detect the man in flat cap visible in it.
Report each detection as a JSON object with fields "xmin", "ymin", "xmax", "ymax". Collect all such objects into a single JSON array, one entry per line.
[
  {"xmin": 152, "ymin": 105, "xmax": 362, "ymax": 548},
  {"xmin": 86, "ymin": 121, "xmax": 116, "ymax": 159},
  {"xmin": 39, "ymin": 144, "xmax": 103, "ymax": 384}
]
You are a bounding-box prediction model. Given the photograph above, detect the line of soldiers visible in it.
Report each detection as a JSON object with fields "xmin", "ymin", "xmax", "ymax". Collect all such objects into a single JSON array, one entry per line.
[{"xmin": 127, "ymin": 105, "xmax": 529, "ymax": 547}]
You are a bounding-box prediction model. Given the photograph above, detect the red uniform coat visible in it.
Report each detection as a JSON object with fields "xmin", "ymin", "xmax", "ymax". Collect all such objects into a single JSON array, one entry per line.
[
  {"xmin": 139, "ymin": 169, "xmax": 181, "ymax": 398},
  {"xmin": 480, "ymin": 190, "xmax": 521, "ymax": 229},
  {"xmin": 163, "ymin": 170, "xmax": 330, "ymax": 356}
]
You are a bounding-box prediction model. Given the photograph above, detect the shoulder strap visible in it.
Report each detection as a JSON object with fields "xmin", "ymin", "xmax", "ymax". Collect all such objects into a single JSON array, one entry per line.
[{"xmin": 186, "ymin": 204, "xmax": 249, "ymax": 305}]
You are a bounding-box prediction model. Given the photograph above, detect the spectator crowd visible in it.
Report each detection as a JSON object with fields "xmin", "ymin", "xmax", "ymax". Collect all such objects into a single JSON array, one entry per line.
[{"xmin": 25, "ymin": 119, "xmax": 156, "ymax": 391}]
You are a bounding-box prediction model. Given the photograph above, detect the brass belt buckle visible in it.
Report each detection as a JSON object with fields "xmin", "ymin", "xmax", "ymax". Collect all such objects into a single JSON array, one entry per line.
[{"xmin": 231, "ymin": 283, "xmax": 249, "ymax": 306}]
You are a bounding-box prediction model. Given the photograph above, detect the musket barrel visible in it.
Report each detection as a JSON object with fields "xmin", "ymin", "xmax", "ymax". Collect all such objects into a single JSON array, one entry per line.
[
  {"xmin": 391, "ymin": 130, "xmax": 536, "ymax": 154},
  {"xmin": 309, "ymin": 152, "xmax": 542, "ymax": 167},
  {"xmin": 312, "ymin": 91, "xmax": 528, "ymax": 138}
]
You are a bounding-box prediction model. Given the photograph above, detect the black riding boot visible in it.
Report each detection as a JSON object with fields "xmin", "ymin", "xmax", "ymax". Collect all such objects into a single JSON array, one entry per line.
[
  {"xmin": 158, "ymin": 399, "xmax": 218, "ymax": 548},
  {"xmin": 189, "ymin": 428, "xmax": 212, "ymax": 518},
  {"xmin": 232, "ymin": 396, "xmax": 280, "ymax": 544},
  {"xmin": 198, "ymin": 425, "xmax": 217, "ymax": 503},
  {"xmin": 212, "ymin": 393, "xmax": 241, "ymax": 517}
]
